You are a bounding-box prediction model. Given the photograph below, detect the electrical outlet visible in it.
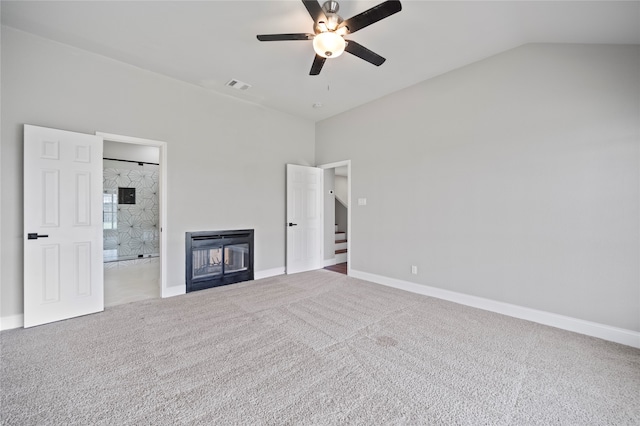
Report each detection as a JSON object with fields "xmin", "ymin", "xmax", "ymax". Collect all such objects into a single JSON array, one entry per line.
[{"xmin": 411, "ymin": 265, "xmax": 418, "ymax": 275}]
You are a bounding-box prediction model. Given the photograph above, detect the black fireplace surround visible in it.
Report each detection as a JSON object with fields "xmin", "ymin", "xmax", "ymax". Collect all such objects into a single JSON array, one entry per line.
[{"xmin": 186, "ymin": 229, "xmax": 254, "ymax": 292}]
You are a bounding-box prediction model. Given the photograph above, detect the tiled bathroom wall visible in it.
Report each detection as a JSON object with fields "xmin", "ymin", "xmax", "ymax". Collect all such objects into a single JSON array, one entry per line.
[{"xmin": 103, "ymin": 159, "xmax": 159, "ymax": 262}]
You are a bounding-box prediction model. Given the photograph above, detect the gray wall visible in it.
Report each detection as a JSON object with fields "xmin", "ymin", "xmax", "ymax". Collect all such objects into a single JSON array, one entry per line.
[
  {"xmin": 316, "ymin": 44, "xmax": 640, "ymax": 332},
  {"xmin": 323, "ymin": 169, "xmax": 335, "ymax": 262},
  {"xmin": 1, "ymin": 27, "xmax": 315, "ymax": 319},
  {"xmin": 334, "ymin": 175, "xmax": 348, "ymax": 235},
  {"xmin": 335, "ymin": 201, "xmax": 347, "ymax": 236},
  {"xmin": 334, "ymin": 175, "xmax": 348, "ymax": 207}
]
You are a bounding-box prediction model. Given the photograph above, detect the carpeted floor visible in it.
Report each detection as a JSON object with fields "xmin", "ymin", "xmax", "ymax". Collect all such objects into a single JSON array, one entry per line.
[{"xmin": 1, "ymin": 270, "xmax": 639, "ymax": 425}]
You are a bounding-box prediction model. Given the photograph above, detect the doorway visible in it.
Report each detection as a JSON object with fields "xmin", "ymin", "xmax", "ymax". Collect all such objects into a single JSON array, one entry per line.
[
  {"xmin": 319, "ymin": 160, "xmax": 351, "ymax": 276},
  {"xmin": 97, "ymin": 132, "xmax": 168, "ymax": 305}
]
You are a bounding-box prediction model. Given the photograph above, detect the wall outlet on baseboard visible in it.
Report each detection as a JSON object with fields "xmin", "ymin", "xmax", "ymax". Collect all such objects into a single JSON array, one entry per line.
[{"xmin": 411, "ymin": 265, "xmax": 418, "ymax": 275}]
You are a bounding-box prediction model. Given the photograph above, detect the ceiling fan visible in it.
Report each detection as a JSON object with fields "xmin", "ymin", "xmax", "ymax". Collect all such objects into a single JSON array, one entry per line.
[{"xmin": 257, "ymin": 0, "xmax": 402, "ymax": 76}]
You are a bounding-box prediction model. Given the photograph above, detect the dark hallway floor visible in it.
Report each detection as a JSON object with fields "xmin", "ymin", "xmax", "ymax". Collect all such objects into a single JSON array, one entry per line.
[{"xmin": 324, "ymin": 262, "xmax": 347, "ymax": 275}]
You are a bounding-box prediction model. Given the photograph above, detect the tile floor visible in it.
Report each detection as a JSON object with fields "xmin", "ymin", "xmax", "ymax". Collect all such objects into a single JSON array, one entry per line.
[{"xmin": 104, "ymin": 257, "xmax": 160, "ymax": 307}]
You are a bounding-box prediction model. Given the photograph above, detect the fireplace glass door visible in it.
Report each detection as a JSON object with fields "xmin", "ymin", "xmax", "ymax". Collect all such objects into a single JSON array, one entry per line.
[
  {"xmin": 224, "ymin": 244, "xmax": 249, "ymax": 273},
  {"xmin": 192, "ymin": 244, "xmax": 249, "ymax": 280},
  {"xmin": 192, "ymin": 247, "xmax": 223, "ymax": 279}
]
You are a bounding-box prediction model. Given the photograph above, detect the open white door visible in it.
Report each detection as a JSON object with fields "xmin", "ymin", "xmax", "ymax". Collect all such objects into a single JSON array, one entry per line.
[
  {"xmin": 286, "ymin": 164, "xmax": 323, "ymax": 274},
  {"xmin": 24, "ymin": 125, "xmax": 104, "ymax": 327}
]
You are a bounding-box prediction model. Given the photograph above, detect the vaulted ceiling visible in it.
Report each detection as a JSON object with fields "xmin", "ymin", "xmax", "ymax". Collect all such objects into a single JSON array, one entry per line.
[{"xmin": 2, "ymin": 1, "xmax": 639, "ymax": 122}]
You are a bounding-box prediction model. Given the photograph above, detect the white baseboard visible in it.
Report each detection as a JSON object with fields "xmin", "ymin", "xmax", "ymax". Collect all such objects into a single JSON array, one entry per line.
[
  {"xmin": 162, "ymin": 285, "xmax": 186, "ymax": 298},
  {"xmin": 255, "ymin": 267, "xmax": 285, "ymax": 280},
  {"xmin": 349, "ymin": 269, "xmax": 640, "ymax": 349},
  {"xmin": 324, "ymin": 258, "xmax": 337, "ymax": 267},
  {"xmin": 0, "ymin": 314, "xmax": 24, "ymax": 331}
]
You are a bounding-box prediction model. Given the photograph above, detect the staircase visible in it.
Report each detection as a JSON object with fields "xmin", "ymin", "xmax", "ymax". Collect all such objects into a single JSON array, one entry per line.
[{"xmin": 335, "ymin": 224, "xmax": 347, "ymax": 263}]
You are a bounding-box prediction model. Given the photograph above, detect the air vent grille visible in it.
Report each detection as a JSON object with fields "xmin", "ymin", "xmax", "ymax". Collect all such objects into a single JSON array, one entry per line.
[{"xmin": 225, "ymin": 79, "xmax": 252, "ymax": 91}]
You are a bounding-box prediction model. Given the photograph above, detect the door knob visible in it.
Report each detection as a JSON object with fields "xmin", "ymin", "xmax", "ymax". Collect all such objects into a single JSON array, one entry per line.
[
  {"xmin": 288, "ymin": 223, "xmax": 298, "ymax": 227},
  {"xmin": 27, "ymin": 233, "xmax": 49, "ymax": 240}
]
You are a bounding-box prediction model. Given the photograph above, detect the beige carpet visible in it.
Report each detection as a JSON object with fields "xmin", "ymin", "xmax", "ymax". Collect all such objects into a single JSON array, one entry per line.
[{"xmin": 1, "ymin": 270, "xmax": 639, "ymax": 425}]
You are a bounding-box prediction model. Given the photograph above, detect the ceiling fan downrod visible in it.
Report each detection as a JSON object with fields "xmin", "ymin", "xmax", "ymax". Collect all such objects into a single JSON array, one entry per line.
[
  {"xmin": 322, "ymin": 1, "xmax": 339, "ymax": 14},
  {"xmin": 316, "ymin": 1, "xmax": 343, "ymax": 33}
]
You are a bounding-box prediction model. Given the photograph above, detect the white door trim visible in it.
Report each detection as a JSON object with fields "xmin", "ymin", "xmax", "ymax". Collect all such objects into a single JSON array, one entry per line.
[
  {"xmin": 318, "ymin": 160, "xmax": 351, "ymax": 276},
  {"xmin": 95, "ymin": 132, "xmax": 170, "ymax": 298}
]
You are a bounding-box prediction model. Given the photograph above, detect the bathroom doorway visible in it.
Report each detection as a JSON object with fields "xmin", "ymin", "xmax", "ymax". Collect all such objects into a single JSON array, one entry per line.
[{"xmin": 98, "ymin": 133, "xmax": 167, "ymax": 306}]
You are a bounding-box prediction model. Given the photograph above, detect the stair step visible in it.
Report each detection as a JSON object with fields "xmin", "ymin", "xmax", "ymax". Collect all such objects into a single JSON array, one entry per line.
[
  {"xmin": 335, "ymin": 241, "xmax": 347, "ymax": 251},
  {"xmin": 335, "ymin": 239, "xmax": 347, "ymax": 244},
  {"xmin": 335, "ymin": 232, "xmax": 346, "ymax": 240},
  {"xmin": 335, "ymin": 252, "xmax": 348, "ymax": 263},
  {"xmin": 335, "ymin": 249, "xmax": 347, "ymax": 254}
]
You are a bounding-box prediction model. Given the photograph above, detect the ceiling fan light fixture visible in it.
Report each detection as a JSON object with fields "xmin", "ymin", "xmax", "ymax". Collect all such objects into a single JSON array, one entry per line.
[
  {"xmin": 256, "ymin": 0, "xmax": 403, "ymax": 75},
  {"xmin": 313, "ymin": 32, "xmax": 346, "ymax": 58}
]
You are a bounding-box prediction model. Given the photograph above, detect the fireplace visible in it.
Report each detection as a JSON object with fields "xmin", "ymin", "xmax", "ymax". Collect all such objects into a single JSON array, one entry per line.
[{"xmin": 186, "ymin": 229, "xmax": 254, "ymax": 292}]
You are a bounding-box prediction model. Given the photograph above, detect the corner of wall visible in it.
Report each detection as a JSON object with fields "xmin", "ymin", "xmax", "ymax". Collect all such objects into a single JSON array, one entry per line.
[{"xmin": 0, "ymin": 314, "xmax": 24, "ymax": 331}]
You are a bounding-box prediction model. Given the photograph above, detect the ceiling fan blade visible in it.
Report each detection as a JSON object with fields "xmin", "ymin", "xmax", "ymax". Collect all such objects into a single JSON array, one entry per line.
[
  {"xmin": 340, "ymin": 0, "xmax": 402, "ymax": 34},
  {"xmin": 344, "ymin": 40, "xmax": 386, "ymax": 66},
  {"xmin": 257, "ymin": 33, "xmax": 314, "ymax": 41},
  {"xmin": 302, "ymin": 0, "xmax": 327, "ymax": 24},
  {"xmin": 310, "ymin": 55, "xmax": 326, "ymax": 75}
]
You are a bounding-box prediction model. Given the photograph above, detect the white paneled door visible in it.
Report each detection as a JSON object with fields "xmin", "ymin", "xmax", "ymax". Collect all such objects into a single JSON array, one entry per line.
[
  {"xmin": 23, "ymin": 125, "xmax": 104, "ymax": 327},
  {"xmin": 286, "ymin": 164, "xmax": 323, "ymax": 274}
]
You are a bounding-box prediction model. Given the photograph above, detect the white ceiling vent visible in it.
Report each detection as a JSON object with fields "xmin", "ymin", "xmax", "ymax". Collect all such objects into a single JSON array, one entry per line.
[{"xmin": 225, "ymin": 79, "xmax": 251, "ymax": 91}]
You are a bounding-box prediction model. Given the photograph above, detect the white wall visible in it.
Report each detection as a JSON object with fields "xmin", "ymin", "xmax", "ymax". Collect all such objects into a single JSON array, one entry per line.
[
  {"xmin": 316, "ymin": 44, "xmax": 640, "ymax": 332},
  {"xmin": 1, "ymin": 27, "xmax": 315, "ymax": 321}
]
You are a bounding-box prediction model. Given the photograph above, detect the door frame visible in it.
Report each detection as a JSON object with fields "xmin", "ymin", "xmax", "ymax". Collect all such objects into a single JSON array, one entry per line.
[
  {"xmin": 96, "ymin": 132, "xmax": 170, "ymax": 297},
  {"xmin": 318, "ymin": 160, "xmax": 351, "ymax": 276}
]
